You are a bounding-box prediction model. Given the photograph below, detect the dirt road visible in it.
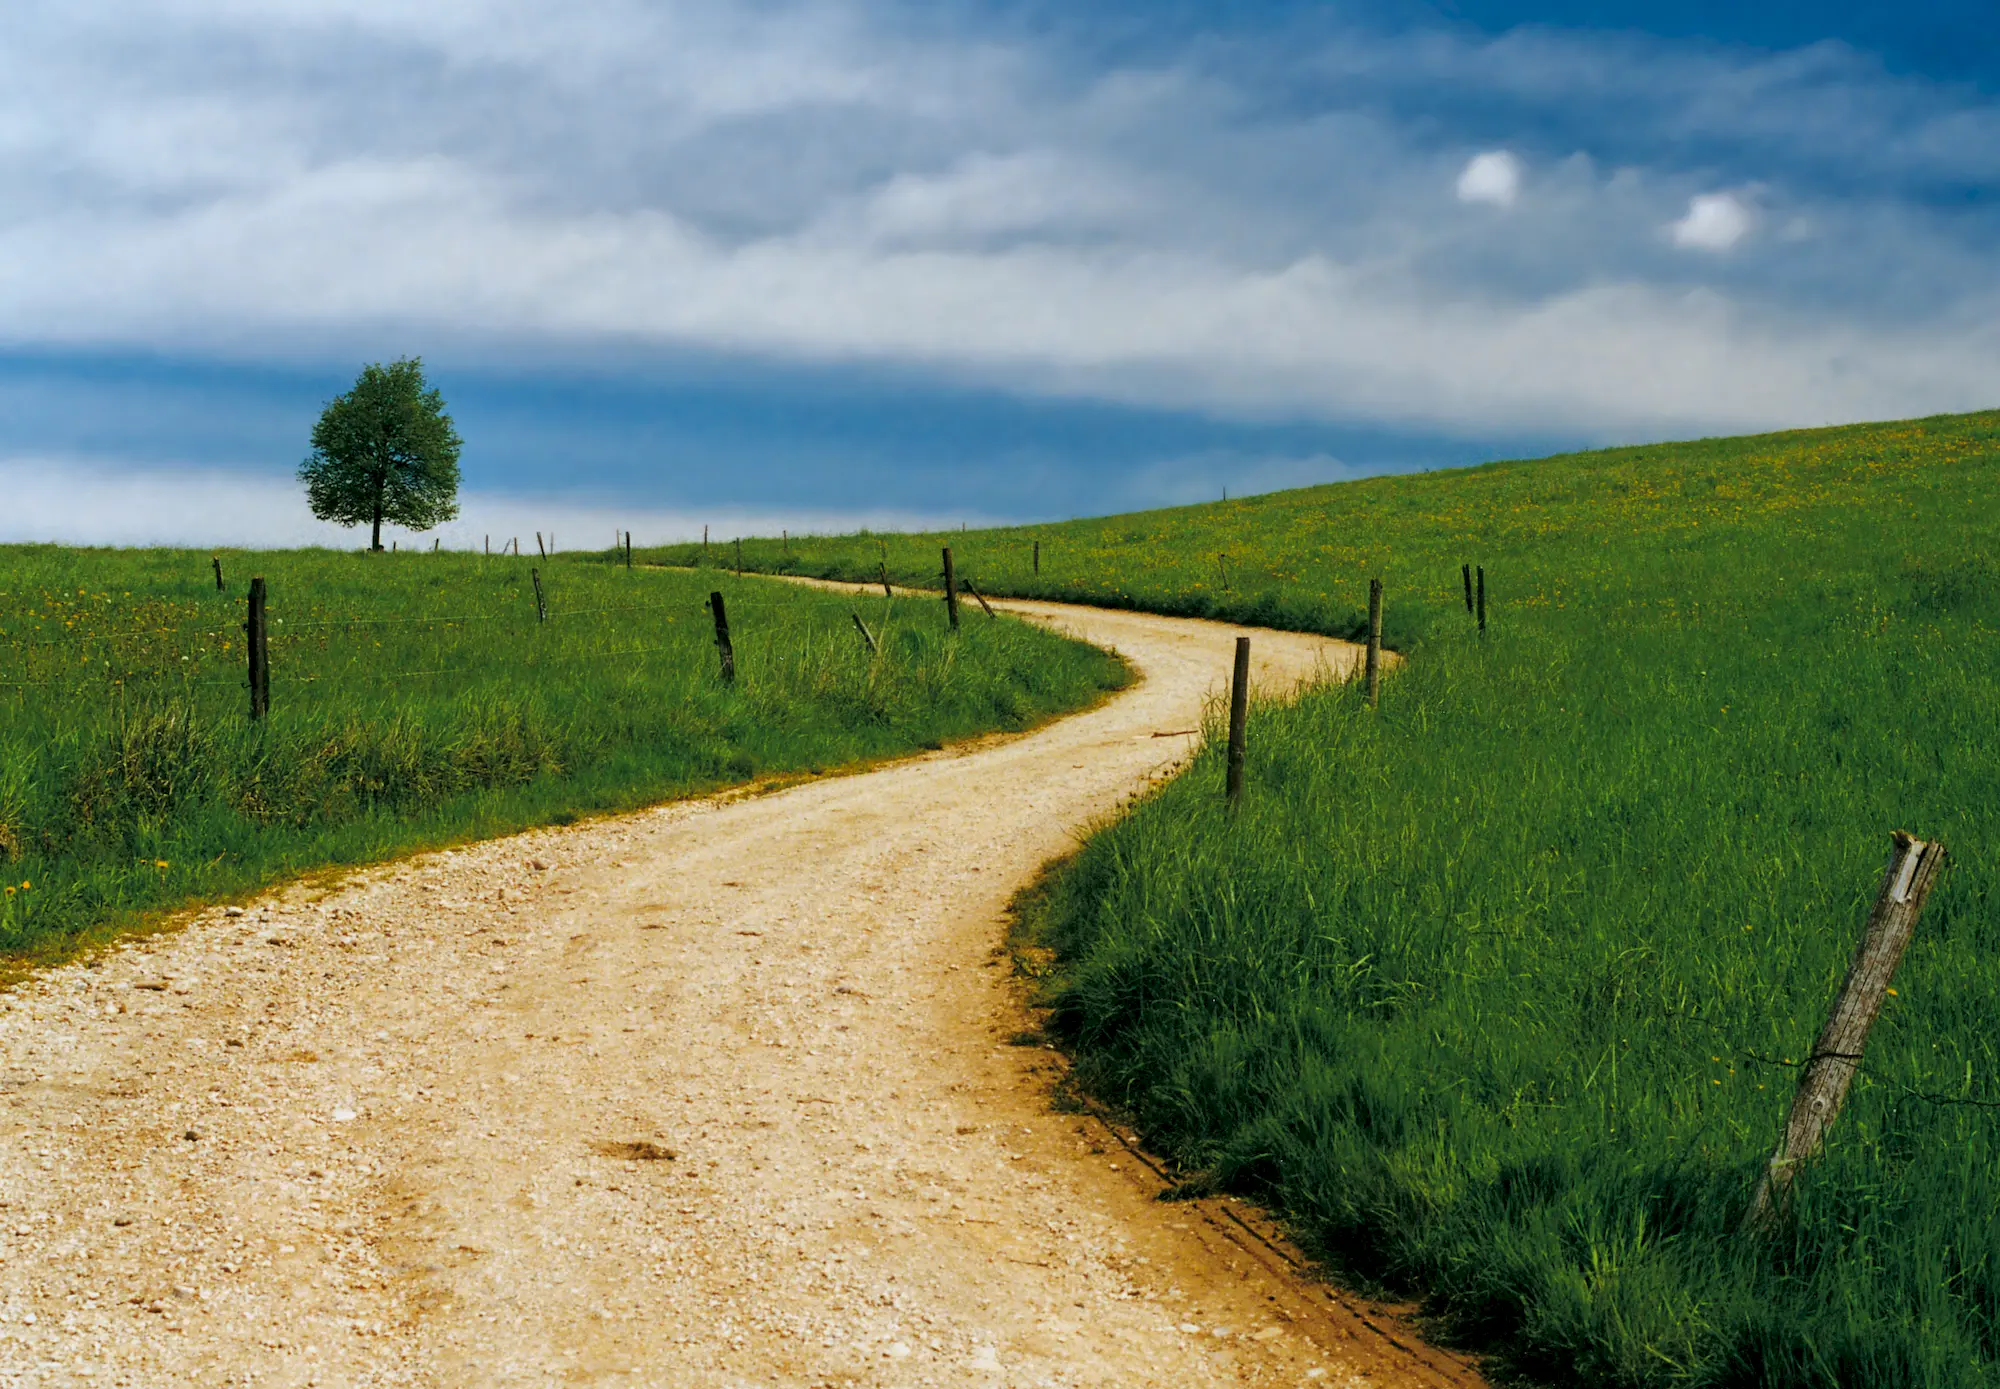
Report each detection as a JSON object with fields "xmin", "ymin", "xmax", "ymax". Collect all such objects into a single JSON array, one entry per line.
[{"xmin": 0, "ymin": 593, "xmax": 1479, "ymax": 1388}]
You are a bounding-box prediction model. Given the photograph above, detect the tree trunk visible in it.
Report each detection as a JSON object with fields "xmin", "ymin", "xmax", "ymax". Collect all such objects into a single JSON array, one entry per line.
[{"xmin": 371, "ymin": 498, "xmax": 383, "ymax": 552}]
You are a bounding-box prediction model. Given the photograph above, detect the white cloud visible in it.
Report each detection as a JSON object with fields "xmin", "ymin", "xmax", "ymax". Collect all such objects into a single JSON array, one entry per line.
[
  {"xmin": 0, "ymin": 0, "xmax": 1993, "ymax": 449},
  {"xmin": 1672, "ymin": 192, "xmax": 1756, "ymax": 251},
  {"xmin": 0, "ymin": 456, "xmax": 963, "ymax": 549},
  {"xmin": 1456, "ymin": 150, "xmax": 1522, "ymax": 207}
]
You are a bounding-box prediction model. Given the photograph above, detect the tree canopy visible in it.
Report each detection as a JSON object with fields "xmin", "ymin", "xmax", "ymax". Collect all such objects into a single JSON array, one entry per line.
[{"xmin": 299, "ymin": 358, "xmax": 462, "ymax": 552}]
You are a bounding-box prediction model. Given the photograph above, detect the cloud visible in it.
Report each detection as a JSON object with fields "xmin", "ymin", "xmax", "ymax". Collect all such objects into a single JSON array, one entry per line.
[
  {"xmin": 1456, "ymin": 151, "xmax": 1522, "ymax": 207},
  {"xmin": 1672, "ymin": 192, "xmax": 1756, "ymax": 251},
  {"xmin": 0, "ymin": 456, "xmax": 963, "ymax": 549},
  {"xmin": 0, "ymin": 0, "xmax": 1994, "ymax": 450}
]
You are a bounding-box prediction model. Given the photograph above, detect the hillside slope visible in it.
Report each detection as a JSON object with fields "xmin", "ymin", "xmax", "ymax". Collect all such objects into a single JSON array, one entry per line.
[{"xmin": 710, "ymin": 410, "xmax": 2000, "ymax": 1386}]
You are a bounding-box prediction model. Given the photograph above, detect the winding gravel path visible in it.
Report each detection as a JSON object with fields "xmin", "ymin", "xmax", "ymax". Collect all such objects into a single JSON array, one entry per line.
[{"xmin": 0, "ymin": 592, "xmax": 1480, "ymax": 1388}]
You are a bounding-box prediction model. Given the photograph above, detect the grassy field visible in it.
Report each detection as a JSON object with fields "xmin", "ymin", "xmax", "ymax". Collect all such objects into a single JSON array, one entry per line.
[
  {"xmin": 0, "ymin": 547, "xmax": 1128, "ymax": 964},
  {"xmin": 711, "ymin": 410, "xmax": 2000, "ymax": 1387}
]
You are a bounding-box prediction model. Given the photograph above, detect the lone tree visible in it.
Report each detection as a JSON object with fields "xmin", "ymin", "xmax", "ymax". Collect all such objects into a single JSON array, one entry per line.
[{"xmin": 299, "ymin": 358, "xmax": 462, "ymax": 552}]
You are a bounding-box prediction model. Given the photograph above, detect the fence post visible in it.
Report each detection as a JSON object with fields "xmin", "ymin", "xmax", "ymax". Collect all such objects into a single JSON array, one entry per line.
[
  {"xmin": 1745, "ymin": 832, "xmax": 1946, "ymax": 1230},
  {"xmin": 625, "ymin": 531, "xmax": 633, "ymax": 571},
  {"xmin": 1476, "ymin": 566, "xmax": 1487, "ymax": 634},
  {"xmin": 212, "ymin": 556, "xmax": 224, "ymax": 592},
  {"xmin": 710, "ymin": 591, "xmax": 736, "ymax": 682},
  {"xmin": 537, "ymin": 531, "xmax": 546, "ymax": 559},
  {"xmin": 1225, "ymin": 637, "xmax": 1250, "ymax": 807},
  {"xmin": 531, "ymin": 568, "xmax": 547, "ymax": 623},
  {"xmin": 880, "ymin": 562, "xmax": 892, "ymax": 598},
  {"xmin": 1462, "ymin": 563, "xmax": 1473, "ymax": 614},
  {"xmin": 942, "ymin": 547, "xmax": 959, "ymax": 629},
  {"xmin": 1033, "ymin": 540, "xmax": 1040, "ymax": 575},
  {"xmin": 963, "ymin": 578, "xmax": 997, "ymax": 618},
  {"xmin": 850, "ymin": 612, "xmax": 879, "ymax": 655},
  {"xmin": 736, "ymin": 538, "xmax": 743, "ymax": 576},
  {"xmin": 1217, "ymin": 553, "xmax": 1230, "ymax": 590},
  {"xmin": 1366, "ymin": 578, "xmax": 1383, "ymax": 708},
  {"xmin": 246, "ymin": 577, "xmax": 269, "ymax": 720}
]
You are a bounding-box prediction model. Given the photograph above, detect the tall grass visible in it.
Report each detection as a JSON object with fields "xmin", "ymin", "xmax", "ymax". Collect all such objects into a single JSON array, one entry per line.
[
  {"xmin": 730, "ymin": 411, "xmax": 2000, "ymax": 1386},
  {"xmin": 0, "ymin": 547, "xmax": 1128, "ymax": 962}
]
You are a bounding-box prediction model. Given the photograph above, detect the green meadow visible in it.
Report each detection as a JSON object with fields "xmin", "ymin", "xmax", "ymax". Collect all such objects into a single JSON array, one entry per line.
[
  {"xmin": 0, "ymin": 548, "xmax": 1127, "ymax": 964},
  {"xmin": 711, "ymin": 410, "xmax": 2000, "ymax": 1387}
]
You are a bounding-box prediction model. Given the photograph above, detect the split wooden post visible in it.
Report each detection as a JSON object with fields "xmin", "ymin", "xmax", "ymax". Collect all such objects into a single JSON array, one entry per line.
[
  {"xmin": 880, "ymin": 563, "xmax": 892, "ymax": 598},
  {"xmin": 531, "ymin": 568, "xmax": 547, "ymax": 623},
  {"xmin": 1365, "ymin": 578, "xmax": 1383, "ymax": 708},
  {"xmin": 245, "ymin": 577, "xmax": 269, "ymax": 721},
  {"xmin": 941, "ymin": 547, "xmax": 960, "ymax": 629},
  {"xmin": 212, "ymin": 556, "xmax": 224, "ymax": 591},
  {"xmin": 850, "ymin": 612, "xmax": 879, "ymax": 655},
  {"xmin": 1225, "ymin": 636, "xmax": 1250, "ymax": 807},
  {"xmin": 709, "ymin": 591, "xmax": 736, "ymax": 682},
  {"xmin": 537, "ymin": 532, "xmax": 547, "ymax": 559},
  {"xmin": 962, "ymin": 579, "xmax": 996, "ymax": 619},
  {"xmin": 1462, "ymin": 563, "xmax": 1473, "ymax": 614},
  {"xmin": 1476, "ymin": 566, "xmax": 1487, "ymax": 634},
  {"xmin": 1033, "ymin": 540, "xmax": 1040, "ymax": 575},
  {"xmin": 1745, "ymin": 832, "xmax": 1946, "ymax": 1230}
]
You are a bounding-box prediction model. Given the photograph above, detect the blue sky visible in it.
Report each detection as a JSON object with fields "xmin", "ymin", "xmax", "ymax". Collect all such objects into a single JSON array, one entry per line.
[{"xmin": 1, "ymin": 1, "xmax": 1994, "ymax": 546}]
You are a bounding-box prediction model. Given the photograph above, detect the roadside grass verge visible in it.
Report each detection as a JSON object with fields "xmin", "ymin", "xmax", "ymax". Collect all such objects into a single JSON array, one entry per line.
[
  {"xmin": 728, "ymin": 410, "xmax": 2000, "ymax": 1387},
  {"xmin": 0, "ymin": 547, "xmax": 1128, "ymax": 965}
]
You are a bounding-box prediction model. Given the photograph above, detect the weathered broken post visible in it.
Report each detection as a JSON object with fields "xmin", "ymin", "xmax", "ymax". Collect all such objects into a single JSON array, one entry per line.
[
  {"xmin": 245, "ymin": 577, "xmax": 269, "ymax": 720},
  {"xmin": 1366, "ymin": 578, "xmax": 1383, "ymax": 708},
  {"xmin": 942, "ymin": 547, "xmax": 960, "ymax": 629},
  {"xmin": 1744, "ymin": 832, "xmax": 1946, "ymax": 1230},
  {"xmin": 537, "ymin": 531, "xmax": 546, "ymax": 559},
  {"xmin": 1462, "ymin": 563, "xmax": 1473, "ymax": 614},
  {"xmin": 1225, "ymin": 637, "xmax": 1250, "ymax": 807},
  {"xmin": 963, "ymin": 579, "xmax": 996, "ymax": 618},
  {"xmin": 1476, "ymin": 566, "xmax": 1487, "ymax": 634},
  {"xmin": 879, "ymin": 562, "xmax": 892, "ymax": 598},
  {"xmin": 212, "ymin": 556, "xmax": 224, "ymax": 591},
  {"xmin": 709, "ymin": 591, "xmax": 735, "ymax": 683},
  {"xmin": 1033, "ymin": 540, "xmax": 1040, "ymax": 575},
  {"xmin": 531, "ymin": 568, "xmax": 547, "ymax": 623},
  {"xmin": 850, "ymin": 612, "xmax": 878, "ymax": 655},
  {"xmin": 625, "ymin": 531, "xmax": 633, "ymax": 570}
]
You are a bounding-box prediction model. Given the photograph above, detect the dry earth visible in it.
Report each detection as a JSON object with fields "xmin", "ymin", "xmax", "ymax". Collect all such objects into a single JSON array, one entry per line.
[{"xmin": 0, "ymin": 590, "xmax": 1481, "ymax": 1389}]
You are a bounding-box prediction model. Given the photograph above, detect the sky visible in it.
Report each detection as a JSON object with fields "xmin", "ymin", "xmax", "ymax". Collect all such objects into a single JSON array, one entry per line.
[{"xmin": 1, "ymin": 0, "xmax": 1994, "ymax": 547}]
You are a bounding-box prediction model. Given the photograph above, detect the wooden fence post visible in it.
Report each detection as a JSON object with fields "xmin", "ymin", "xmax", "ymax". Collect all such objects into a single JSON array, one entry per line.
[
  {"xmin": 850, "ymin": 612, "xmax": 879, "ymax": 655},
  {"xmin": 531, "ymin": 568, "xmax": 547, "ymax": 623},
  {"xmin": 710, "ymin": 591, "xmax": 736, "ymax": 682},
  {"xmin": 962, "ymin": 579, "xmax": 996, "ymax": 618},
  {"xmin": 942, "ymin": 547, "xmax": 960, "ymax": 629},
  {"xmin": 1225, "ymin": 637, "xmax": 1250, "ymax": 807},
  {"xmin": 246, "ymin": 577, "xmax": 269, "ymax": 721},
  {"xmin": 1217, "ymin": 553, "xmax": 1229, "ymax": 590},
  {"xmin": 1033, "ymin": 540, "xmax": 1040, "ymax": 575},
  {"xmin": 1462, "ymin": 563, "xmax": 1473, "ymax": 614},
  {"xmin": 879, "ymin": 562, "xmax": 892, "ymax": 598},
  {"xmin": 1476, "ymin": 566, "xmax": 1487, "ymax": 634},
  {"xmin": 703, "ymin": 525, "xmax": 709, "ymax": 564},
  {"xmin": 485, "ymin": 535, "xmax": 490, "ymax": 556},
  {"xmin": 1745, "ymin": 832, "xmax": 1946, "ymax": 1230},
  {"xmin": 625, "ymin": 531, "xmax": 633, "ymax": 571},
  {"xmin": 1366, "ymin": 578, "xmax": 1383, "ymax": 708},
  {"xmin": 736, "ymin": 537, "xmax": 743, "ymax": 576},
  {"xmin": 212, "ymin": 556, "xmax": 224, "ymax": 591},
  {"xmin": 537, "ymin": 532, "xmax": 546, "ymax": 559}
]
